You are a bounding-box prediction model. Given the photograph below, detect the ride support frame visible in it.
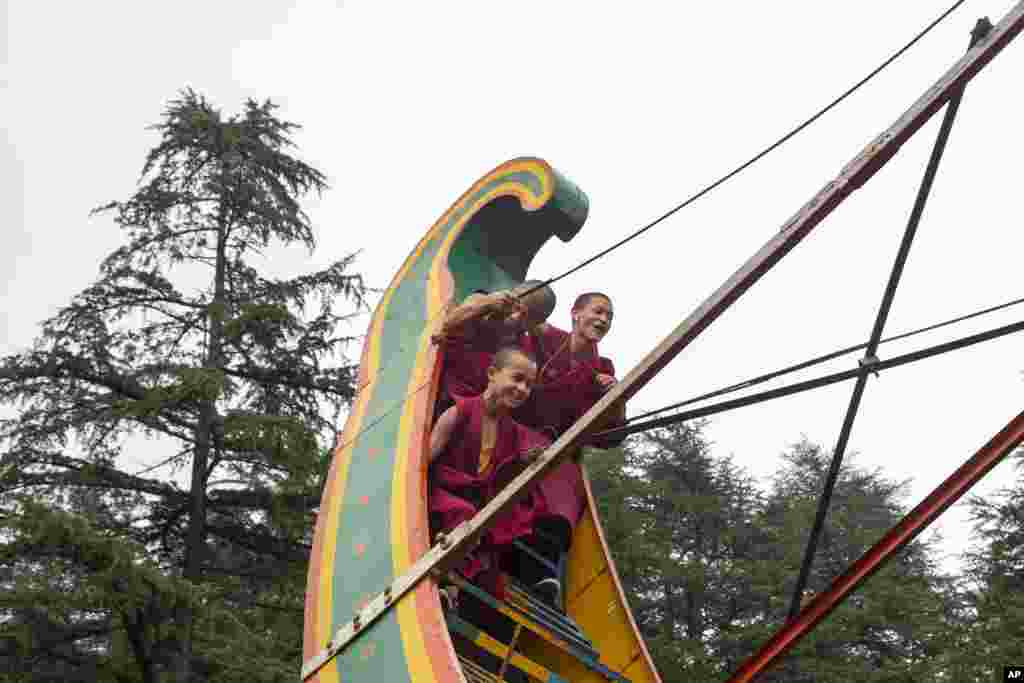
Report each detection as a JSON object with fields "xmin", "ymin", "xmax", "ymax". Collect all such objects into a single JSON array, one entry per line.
[{"xmin": 301, "ymin": 3, "xmax": 1024, "ymax": 679}]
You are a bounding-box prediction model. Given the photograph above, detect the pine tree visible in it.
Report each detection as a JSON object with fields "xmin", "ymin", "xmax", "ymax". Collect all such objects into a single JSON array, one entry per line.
[
  {"xmin": 0, "ymin": 89, "xmax": 366, "ymax": 682},
  {"xmin": 748, "ymin": 440, "xmax": 955, "ymax": 682},
  {"xmin": 590, "ymin": 430, "xmax": 956, "ymax": 682},
  {"xmin": 943, "ymin": 449, "xmax": 1024, "ymax": 679},
  {"xmin": 590, "ymin": 422, "xmax": 767, "ymax": 682}
]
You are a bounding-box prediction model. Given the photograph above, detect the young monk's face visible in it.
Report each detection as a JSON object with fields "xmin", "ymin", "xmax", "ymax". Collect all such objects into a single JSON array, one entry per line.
[
  {"xmin": 573, "ymin": 296, "xmax": 613, "ymax": 343},
  {"xmin": 487, "ymin": 354, "xmax": 537, "ymax": 410}
]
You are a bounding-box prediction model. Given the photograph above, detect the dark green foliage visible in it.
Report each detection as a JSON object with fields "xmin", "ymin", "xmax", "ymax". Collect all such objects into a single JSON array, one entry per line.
[
  {"xmin": 592, "ymin": 427, "xmax": 959, "ymax": 682},
  {"xmin": 940, "ymin": 449, "xmax": 1024, "ymax": 679},
  {"xmin": 1, "ymin": 500, "xmax": 190, "ymax": 682},
  {"xmin": 0, "ymin": 89, "xmax": 366, "ymax": 681},
  {"xmin": 750, "ymin": 441, "xmax": 955, "ymax": 683}
]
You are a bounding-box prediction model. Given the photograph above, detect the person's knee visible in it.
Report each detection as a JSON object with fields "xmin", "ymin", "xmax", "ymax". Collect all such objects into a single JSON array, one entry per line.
[{"xmin": 535, "ymin": 516, "xmax": 572, "ymax": 552}]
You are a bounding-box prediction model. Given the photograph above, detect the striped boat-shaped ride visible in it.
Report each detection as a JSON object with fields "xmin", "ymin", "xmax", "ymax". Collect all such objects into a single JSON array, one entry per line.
[{"xmin": 303, "ymin": 158, "xmax": 661, "ymax": 683}]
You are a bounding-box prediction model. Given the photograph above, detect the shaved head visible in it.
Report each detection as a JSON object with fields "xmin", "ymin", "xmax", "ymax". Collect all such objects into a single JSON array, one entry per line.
[
  {"xmin": 491, "ymin": 346, "xmax": 536, "ymax": 371},
  {"xmin": 513, "ymin": 280, "xmax": 556, "ymax": 323},
  {"xmin": 572, "ymin": 292, "xmax": 611, "ymax": 312}
]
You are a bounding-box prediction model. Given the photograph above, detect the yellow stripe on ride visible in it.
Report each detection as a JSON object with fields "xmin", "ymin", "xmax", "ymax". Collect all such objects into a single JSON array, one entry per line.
[
  {"xmin": 392, "ymin": 160, "xmax": 556, "ymax": 683},
  {"xmin": 449, "ymin": 615, "xmax": 550, "ymax": 682},
  {"xmin": 310, "ymin": 262, "xmax": 394, "ymax": 681},
  {"xmin": 426, "ymin": 159, "xmax": 555, "ymax": 305},
  {"xmin": 391, "ymin": 208, "xmax": 456, "ymax": 683}
]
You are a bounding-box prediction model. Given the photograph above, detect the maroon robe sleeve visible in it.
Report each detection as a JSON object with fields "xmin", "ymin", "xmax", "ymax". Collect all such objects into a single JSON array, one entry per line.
[{"xmin": 588, "ymin": 356, "xmax": 628, "ymax": 448}]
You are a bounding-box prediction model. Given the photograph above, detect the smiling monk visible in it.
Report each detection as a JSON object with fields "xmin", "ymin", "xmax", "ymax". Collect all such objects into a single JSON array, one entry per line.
[
  {"xmin": 428, "ymin": 347, "xmax": 553, "ymax": 606},
  {"xmin": 432, "ymin": 281, "xmax": 556, "ymax": 414},
  {"xmin": 513, "ymin": 292, "xmax": 627, "ymax": 604},
  {"xmin": 519, "ymin": 292, "xmax": 625, "ymax": 444}
]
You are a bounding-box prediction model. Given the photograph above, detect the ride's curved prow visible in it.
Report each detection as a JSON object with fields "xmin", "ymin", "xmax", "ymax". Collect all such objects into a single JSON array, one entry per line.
[{"xmin": 303, "ymin": 158, "xmax": 661, "ymax": 683}]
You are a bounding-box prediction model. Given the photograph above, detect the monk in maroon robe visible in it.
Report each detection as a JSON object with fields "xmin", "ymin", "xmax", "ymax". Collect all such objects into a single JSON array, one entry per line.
[
  {"xmin": 516, "ymin": 292, "xmax": 626, "ymax": 540},
  {"xmin": 432, "ymin": 281, "xmax": 556, "ymax": 411},
  {"xmin": 428, "ymin": 347, "xmax": 551, "ymax": 605}
]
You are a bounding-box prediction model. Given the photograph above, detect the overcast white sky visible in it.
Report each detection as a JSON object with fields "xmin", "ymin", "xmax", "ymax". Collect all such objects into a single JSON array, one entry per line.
[{"xmin": 3, "ymin": 1, "xmax": 1022, "ymax": 574}]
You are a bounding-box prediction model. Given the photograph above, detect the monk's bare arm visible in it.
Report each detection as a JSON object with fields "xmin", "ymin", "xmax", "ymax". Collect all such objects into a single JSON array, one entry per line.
[
  {"xmin": 441, "ymin": 293, "xmax": 492, "ymax": 333},
  {"xmin": 433, "ymin": 292, "xmax": 514, "ymax": 342},
  {"xmin": 429, "ymin": 406, "xmax": 459, "ymax": 463}
]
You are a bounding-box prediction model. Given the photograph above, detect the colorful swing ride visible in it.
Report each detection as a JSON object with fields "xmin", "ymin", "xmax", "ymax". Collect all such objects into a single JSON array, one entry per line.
[{"xmin": 302, "ymin": 4, "xmax": 1024, "ymax": 682}]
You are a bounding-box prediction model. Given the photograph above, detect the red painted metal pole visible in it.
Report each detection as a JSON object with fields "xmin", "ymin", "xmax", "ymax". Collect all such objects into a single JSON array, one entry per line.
[
  {"xmin": 304, "ymin": 4, "xmax": 1024, "ymax": 675},
  {"xmin": 725, "ymin": 411, "xmax": 1024, "ymax": 683}
]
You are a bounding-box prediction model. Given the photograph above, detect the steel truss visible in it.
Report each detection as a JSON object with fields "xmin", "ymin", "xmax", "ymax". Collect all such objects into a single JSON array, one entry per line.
[{"xmin": 301, "ymin": 4, "xmax": 1024, "ymax": 679}]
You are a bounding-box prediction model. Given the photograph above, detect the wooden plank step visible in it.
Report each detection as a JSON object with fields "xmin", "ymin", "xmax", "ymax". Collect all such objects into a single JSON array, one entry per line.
[
  {"xmin": 449, "ymin": 574, "xmax": 598, "ymax": 659},
  {"xmin": 505, "ymin": 581, "xmax": 594, "ymax": 648},
  {"xmin": 447, "ymin": 613, "xmax": 567, "ymax": 682},
  {"xmin": 458, "ymin": 654, "xmax": 500, "ymax": 683},
  {"xmin": 447, "ymin": 576, "xmax": 633, "ymax": 683},
  {"xmin": 503, "ymin": 594, "xmax": 595, "ymax": 657}
]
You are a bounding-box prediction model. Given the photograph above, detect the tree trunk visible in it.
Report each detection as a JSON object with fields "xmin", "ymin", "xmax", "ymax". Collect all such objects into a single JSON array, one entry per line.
[
  {"xmin": 122, "ymin": 610, "xmax": 158, "ymax": 683},
  {"xmin": 685, "ymin": 523, "xmax": 704, "ymax": 640},
  {"xmin": 176, "ymin": 203, "xmax": 229, "ymax": 683},
  {"xmin": 662, "ymin": 579, "xmax": 675, "ymax": 642}
]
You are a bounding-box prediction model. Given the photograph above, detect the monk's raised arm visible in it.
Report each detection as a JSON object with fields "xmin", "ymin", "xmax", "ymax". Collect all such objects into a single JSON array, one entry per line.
[
  {"xmin": 433, "ymin": 291, "xmax": 520, "ymax": 342},
  {"xmin": 429, "ymin": 405, "xmax": 460, "ymax": 463}
]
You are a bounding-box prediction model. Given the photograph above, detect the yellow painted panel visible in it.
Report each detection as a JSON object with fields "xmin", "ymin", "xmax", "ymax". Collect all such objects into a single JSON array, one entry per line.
[
  {"xmin": 567, "ymin": 571, "xmax": 641, "ymax": 674},
  {"xmin": 516, "ymin": 628, "xmax": 603, "ymax": 683},
  {"xmin": 563, "ymin": 469, "xmax": 662, "ymax": 682},
  {"xmin": 565, "ymin": 507, "xmax": 607, "ymax": 603},
  {"xmin": 471, "ymin": 627, "xmax": 549, "ymax": 682}
]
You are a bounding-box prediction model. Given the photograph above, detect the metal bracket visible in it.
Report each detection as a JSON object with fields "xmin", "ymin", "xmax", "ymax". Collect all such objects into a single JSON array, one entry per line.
[
  {"xmin": 971, "ymin": 17, "xmax": 995, "ymax": 46},
  {"xmin": 858, "ymin": 354, "xmax": 881, "ymax": 378}
]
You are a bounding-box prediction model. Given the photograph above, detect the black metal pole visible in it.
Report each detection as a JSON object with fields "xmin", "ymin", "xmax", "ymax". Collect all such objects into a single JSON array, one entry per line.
[
  {"xmin": 592, "ymin": 319, "xmax": 1024, "ymax": 440},
  {"xmin": 786, "ymin": 19, "xmax": 992, "ymax": 621},
  {"xmin": 620, "ymin": 294, "xmax": 1024, "ymax": 428}
]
